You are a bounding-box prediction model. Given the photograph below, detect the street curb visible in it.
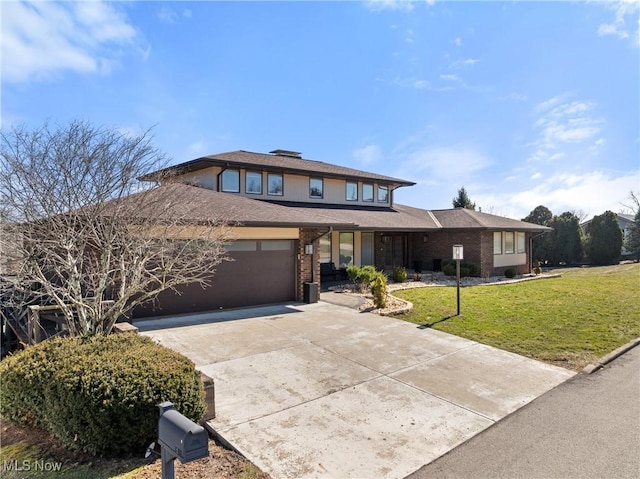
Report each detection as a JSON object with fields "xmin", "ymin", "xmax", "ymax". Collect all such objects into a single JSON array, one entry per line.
[{"xmin": 582, "ymin": 337, "xmax": 640, "ymax": 374}]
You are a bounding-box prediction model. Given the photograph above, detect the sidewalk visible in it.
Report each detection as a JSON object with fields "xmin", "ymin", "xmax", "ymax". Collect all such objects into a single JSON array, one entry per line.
[{"xmin": 406, "ymin": 344, "xmax": 640, "ymax": 479}]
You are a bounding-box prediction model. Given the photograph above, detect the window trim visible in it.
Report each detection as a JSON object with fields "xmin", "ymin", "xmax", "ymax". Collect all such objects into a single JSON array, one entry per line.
[
  {"xmin": 245, "ymin": 171, "xmax": 262, "ymax": 195},
  {"xmin": 309, "ymin": 177, "xmax": 323, "ymax": 199},
  {"xmin": 221, "ymin": 169, "xmax": 240, "ymax": 193},
  {"xmin": 377, "ymin": 185, "xmax": 389, "ymax": 203},
  {"xmin": 346, "ymin": 181, "xmax": 358, "ymax": 201},
  {"xmin": 363, "ymin": 183, "xmax": 374, "ymax": 202},
  {"xmin": 267, "ymin": 173, "xmax": 284, "ymax": 196}
]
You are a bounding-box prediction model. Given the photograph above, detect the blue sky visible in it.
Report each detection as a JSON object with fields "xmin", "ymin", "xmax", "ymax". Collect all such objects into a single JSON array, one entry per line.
[{"xmin": 2, "ymin": 0, "xmax": 638, "ymax": 220}]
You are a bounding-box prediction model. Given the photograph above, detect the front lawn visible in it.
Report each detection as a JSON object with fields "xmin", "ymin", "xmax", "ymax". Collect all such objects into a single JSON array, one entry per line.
[{"xmin": 393, "ymin": 263, "xmax": 640, "ymax": 370}]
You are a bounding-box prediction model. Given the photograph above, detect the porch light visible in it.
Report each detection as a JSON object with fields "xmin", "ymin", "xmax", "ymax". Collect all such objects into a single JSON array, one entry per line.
[
  {"xmin": 452, "ymin": 244, "xmax": 464, "ymax": 260},
  {"xmin": 304, "ymin": 244, "xmax": 313, "ymax": 255},
  {"xmin": 423, "ymin": 234, "xmax": 429, "ymax": 243},
  {"xmin": 381, "ymin": 235, "xmax": 388, "ymax": 244}
]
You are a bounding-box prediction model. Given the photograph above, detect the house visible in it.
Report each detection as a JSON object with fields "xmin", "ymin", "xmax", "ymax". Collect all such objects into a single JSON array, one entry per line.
[
  {"xmin": 135, "ymin": 149, "xmax": 550, "ymax": 317},
  {"xmin": 581, "ymin": 212, "xmax": 636, "ymax": 257}
]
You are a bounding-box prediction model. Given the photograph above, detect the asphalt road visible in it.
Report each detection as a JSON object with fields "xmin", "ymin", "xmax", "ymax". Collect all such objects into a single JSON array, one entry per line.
[{"xmin": 406, "ymin": 345, "xmax": 640, "ymax": 479}]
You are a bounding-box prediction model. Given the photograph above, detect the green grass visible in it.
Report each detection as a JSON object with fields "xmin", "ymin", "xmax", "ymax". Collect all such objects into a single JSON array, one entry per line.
[{"xmin": 393, "ymin": 263, "xmax": 640, "ymax": 370}]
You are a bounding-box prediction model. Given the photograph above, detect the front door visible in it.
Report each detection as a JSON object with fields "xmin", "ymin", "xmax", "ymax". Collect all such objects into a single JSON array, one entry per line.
[{"xmin": 383, "ymin": 234, "xmax": 407, "ymax": 269}]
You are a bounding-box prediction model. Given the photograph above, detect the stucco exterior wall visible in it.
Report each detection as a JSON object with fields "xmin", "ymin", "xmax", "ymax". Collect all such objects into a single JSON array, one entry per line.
[{"xmin": 173, "ymin": 168, "xmax": 391, "ymax": 207}]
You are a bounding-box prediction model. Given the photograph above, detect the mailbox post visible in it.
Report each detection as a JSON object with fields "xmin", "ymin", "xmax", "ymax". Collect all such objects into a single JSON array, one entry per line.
[
  {"xmin": 452, "ymin": 244, "xmax": 463, "ymax": 316},
  {"xmin": 158, "ymin": 402, "xmax": 209, "ymax": 479}
]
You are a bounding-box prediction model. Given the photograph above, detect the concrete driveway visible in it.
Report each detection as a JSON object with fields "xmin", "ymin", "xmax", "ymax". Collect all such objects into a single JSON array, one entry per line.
[{"xmin": 135, "ymin": 301, "xmax": 574, "ymax": 479}]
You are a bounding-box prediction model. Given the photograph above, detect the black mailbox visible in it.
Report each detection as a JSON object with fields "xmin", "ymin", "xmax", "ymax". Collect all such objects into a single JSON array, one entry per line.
[{"xmin": 158, "ymin": 402, "xmax": 209, "ymax": 465}]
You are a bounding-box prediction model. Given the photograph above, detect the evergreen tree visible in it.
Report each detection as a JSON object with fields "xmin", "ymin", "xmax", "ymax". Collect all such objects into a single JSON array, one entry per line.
[
  {"xmin": 522, "ymin": 205, "xmax": 553, "ymax": 226},
  {"xmin": 547, "ymin": 212, "xmax": 583, "ymax": 265},
  {"xmin": 523, "ymin": 205, "xmax": 553, "ymax": 263},
  {"xmin": 625, "ymin": 209, "xmax": 640, "ymax": 261},
  {"xmin": 585, "ymin": 211, "xmax": 623, "ymax": 265},
  {"xmin": 452, "ymin": 187, "xmax": 476, "ymax": 210}
]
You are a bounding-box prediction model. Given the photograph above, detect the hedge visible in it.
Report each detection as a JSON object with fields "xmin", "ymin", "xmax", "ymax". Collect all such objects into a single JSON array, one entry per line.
[{"xmin": 0, "ymin": 334, "xmax": 206, "ymax": 457}]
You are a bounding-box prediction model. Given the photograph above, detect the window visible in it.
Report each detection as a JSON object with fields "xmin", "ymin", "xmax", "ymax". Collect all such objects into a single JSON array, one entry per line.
[
  {"xmin": 319, "ymin": 235, "xmax": 331, "ymax": 263},
  {"xmin": 261, "ymin": 240, "xmax": 292, "ymax": 251},
  {"xmin": 363, "ymin": 184, "xmax": 374, "ymax": 202},
  {"xmin": 517, "ymin": 232, "xmax": 526, "ymax": 254},
  {"xmin": 505, "ymin": 232, "xmax": 515, "ymax": 254},
  {"xmin": 494, "ymin": 232, "xmax": 502, "ymax": 255},
  {"xmin": 378, "ymin": 185, "xmax": 389, "ymax": 203},
  {"xmin": 226, "ymin": 240, "xmax": 257, "ymax": 252},
  {"xmin": 346, "ymin": 182, "xmax": 358, "ymax": 201},
  {"xmin": 267, "ymin": 173, "xmax": 283, "ymax": 196},
  {"xmin": 310, "ymin": 178, "xmax": 323, "ymax": 198},
  {"xmin": 221, "ymin": 169, "xmax": 240, "ymax": 193},
  {"xmin": 245, "ymin": 171, "xmax": 262, "ymax": 194},
  {"xmin": 339, "ymin": 232, "xmax": 354, "ymax": 267}
]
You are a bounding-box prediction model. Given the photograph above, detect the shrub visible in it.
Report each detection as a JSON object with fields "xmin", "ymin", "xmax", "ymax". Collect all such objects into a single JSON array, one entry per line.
[
  {"xmin": 504, "ymin": 268, "xmax": 517, "ymax": 278},
  {"xmin": 392, "ymin": 266, "xmax": 407, "ymax": 283},
  {"xmin": 370, "ymin": 273, "xmax": 387, "ymax": 309},
  {"xmin": 347, "ymin": 265, "xmax": 379, "ymax": 291},
  {"xmin": 0, "ymin": 334, "xmax": 206, "ymax": 457}
]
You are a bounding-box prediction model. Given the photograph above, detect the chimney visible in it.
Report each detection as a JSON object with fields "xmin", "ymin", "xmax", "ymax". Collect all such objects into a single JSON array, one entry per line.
[{"xmin": 270, "ymin": 149, "xmax": 302, "ymax": 158}]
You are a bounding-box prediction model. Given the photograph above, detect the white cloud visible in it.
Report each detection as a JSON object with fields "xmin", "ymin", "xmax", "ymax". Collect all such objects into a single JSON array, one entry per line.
[
  {"xmin": 453, "ymin": 37, "xmax": 462, "ymax": 46},
  {"xmin": 597, "ymin": 0, "xmax": 639, "ymax": 46},
  {"xmin": 157, "ymin": 7, "xmax": 179, "ymax": 24},
  {"xmin": 528, "ymin": 96, "xmax": 603, "ymax": 161},
  {"xmin": 364, "ymin": 0, "xmax": 415, "ymax": 13},
  {"xmin": 353, "ymin": 144, "xmax": 384, "ymax": 165},
  {"xmin": 397, "ymin": 146, "xmax": 492, "ymax": 184},
  {"xmin": 157, "ymin": 7, "xmax": 193, "ymax": 24},
  {"xmin": 450, "ymin": 58, "xmax": 480, "ymax": 68},
  {"xmin": 509, "ymin": 170, "xmax": 640, "ymax": 219},
  {"xmin": 440, "ymin": 74, "xmax": 460, "ymax": 82},
  {"xmin": 405, "ymin": 28, "xmax": 415, "ymax": 43},
  {"xmin": 1, "ymin": 1, "xmax": 142, "ymax": 83}
]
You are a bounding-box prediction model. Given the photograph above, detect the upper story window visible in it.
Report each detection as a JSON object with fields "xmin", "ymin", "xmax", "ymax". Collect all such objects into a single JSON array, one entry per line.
[
  {"xmin": 245, "ymin": 171, "xmax": 262, "ymax": 194},
  {"xmin": 346, "ymin": 182, "xmax": 358, "ymax": 201},
  {"xmin": 310, "ymin": 178, "xmax": 323, "ymax": 198},
  {"xmin": 267, "ymin": 173, "xmax": 283, "ymax": 196},
  {"xmin": 377, "ymin": 185, "xmax": 389, "ymax": 203},
  {"xmin": 221, "ymin": 169, "xmax": 240, "ymax": 193},
  {"xmin": 363, "ymin": 184, "xmax": 374, "ymax": 202}
]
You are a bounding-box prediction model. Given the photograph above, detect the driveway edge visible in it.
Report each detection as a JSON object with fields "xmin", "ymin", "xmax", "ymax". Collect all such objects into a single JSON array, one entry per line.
[{"xmin": 582, "ymin": 337, "xmax": 640, "ymax": 374}]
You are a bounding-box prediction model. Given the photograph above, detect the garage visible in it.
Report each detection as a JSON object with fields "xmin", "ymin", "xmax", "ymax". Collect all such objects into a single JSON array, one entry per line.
[{"xmin": 134, "ymin": 239, "xmax": 297, "ymax": 318}]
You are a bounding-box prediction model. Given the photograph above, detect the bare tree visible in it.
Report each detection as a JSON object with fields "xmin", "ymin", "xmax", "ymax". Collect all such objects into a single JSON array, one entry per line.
[{"xmin": 1, "ymin": 120, "xmax": 232, "ymax": 336}]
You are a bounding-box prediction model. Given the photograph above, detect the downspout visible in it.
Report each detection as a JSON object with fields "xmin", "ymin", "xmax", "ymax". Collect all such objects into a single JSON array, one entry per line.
[
  {"xmin": 308, "ymin": 227, "xmax": 333, "ymax": 283},
  {"xmin": 216, "ymin": 164, "xmax": 229, "ymax": 191},
  {"xmin": 529, "ymin": 230, "xmax": 548, "ymax": 270}
]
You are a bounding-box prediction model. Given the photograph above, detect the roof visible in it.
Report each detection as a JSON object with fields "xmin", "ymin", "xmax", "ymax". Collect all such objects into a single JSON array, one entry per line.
[
  {"xmin": 110, "ymin": 186, "xmax": 550, "ymax": 232},
  {"xmin": 264, "ymin": 201, "xmax": 442, "ymax": 231},
  {"xmin": 581, "ymin": 212, "xmax": 636, "ymax": 226},
  {"xmin": 143, "ymin": 150, "xmax": 415, "ymax": 187},
  {"xmin": 104, "ymin": 183, "xmax": 355, "ymax": 228},
  {"xmin": 431, "ymin": 208, "xmax": 552, "ymax": 232}
]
